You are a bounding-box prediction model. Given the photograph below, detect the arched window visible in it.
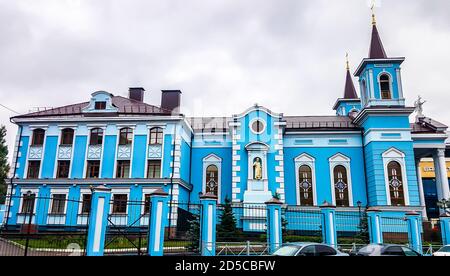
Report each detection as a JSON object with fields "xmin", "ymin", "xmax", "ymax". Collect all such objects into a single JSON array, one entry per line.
[
  {"xmin": 60, "ymin": 128, "xmax": 74, "ymax": 145},
  {"xmin": 333, "ymin": 165, "xmax": 350, "ymax": 207},
  {"xmin": 89, "ymin": 128, "xmax": 104, "ymax": 145},
  {"xmin": 119, "ymin": 128, "xmax": 133, "ymax": 145},
  {"xmin": 31, "ymin": 129, "xmax": 45, "ymax": 146},
  {"xmin": 149, "ymin": 127, "xmax": 163, "ymax": 145},
  {"xmin": 387, "ymin": 161, "xmax": 405, "ymax": 206},
  {"xmin": 298, "ymin": 165, "xmax": 313, "ymax": 206},
  {"xmin": 380, "ymin": 74, "xmax": 392, "ymax": 100},
  {"xmin": 205, "ymin": 165, "xmax": 218, "ymax": 196}
]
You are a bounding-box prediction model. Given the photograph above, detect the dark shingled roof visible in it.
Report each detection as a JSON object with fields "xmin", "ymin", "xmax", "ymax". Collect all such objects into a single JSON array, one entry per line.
[
  {"xmin": 411, "ymin": 117, "xmax": 448, "ymax": 134},
  {"xmin": 343, "ymin": 69, "xmax": 358, "ymax": 99},
  {"xmin": 187, "ymin": 117, "xmax": 233, "ymax": 132},
  {"xmin": 12, "ymin": 96, "xmax": 172, "ymax": 119},
  {"xmin": 284, "ymin": 116, "xmax": 359, "ymax": 131},
  {"xmin": 369, "ymin": 25, "xmax": 387, "ymax": 59},
  {"xmin": 186, "ymin": 116, "xmax": 359, "ymax": 132}
]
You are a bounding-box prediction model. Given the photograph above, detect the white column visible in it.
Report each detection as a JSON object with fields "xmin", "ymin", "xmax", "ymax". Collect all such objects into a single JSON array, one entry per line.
[
  {"xmin": 433, "ymin": 151, "xmax": 444, "ymax": 201},
  {"xmin": 437, "ymin": 149, "xmax": 450, "ymax": 200},
  {"xmin": 416, "ymin": 159, "xmax": 428, "ymax": 220}
]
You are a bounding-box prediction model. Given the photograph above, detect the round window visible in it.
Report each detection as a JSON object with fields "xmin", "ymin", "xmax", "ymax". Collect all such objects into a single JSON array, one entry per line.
[{"xmin": 251, "ymin": 120, "xmax": 265, "ymax": 134}]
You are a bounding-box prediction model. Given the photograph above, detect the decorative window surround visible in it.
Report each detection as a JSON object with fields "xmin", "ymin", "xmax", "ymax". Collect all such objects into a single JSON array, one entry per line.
[
  {"xmin": 87, "ymin": 145, "xmax": 102, "ymax": 159},
  {"xmin": 47, "ymin": 189, "xmax": 69, "ymax": 225},
  {"xmin": 28, "ymin": 146, "xmax": 43, "ymax": 160},
  {"xmin": 148, "ymin": 145, "xmax": 162, "ymax": 159},
  {"xmin": 117, "ymin": 144, "xmax": 132, "ymax": 159},
  {"xmin": 295, "ymin": 153, "xmax": 317, "ymax": 206},
  {"xmin": 58, "ymin": 146, "xmax": 73, "ymax": 160},
  {"xmin": 382, "ymin": 148, "xmax": 410, "ymax": 206},
  {"xmin": 202, "ymin": 154, "xmax": 222, "ymax": 202},
  {"xmin": 329, "ymin": 153, "xmax": 354, "ymax": 207}
]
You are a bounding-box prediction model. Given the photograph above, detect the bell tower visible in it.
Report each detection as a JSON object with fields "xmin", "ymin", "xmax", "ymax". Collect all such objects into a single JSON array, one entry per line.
[
  {"xmin": 353, "ymin": 7, "xmax": 420, "ymax": 208},
  {"xmin": 355, "ymin": 7, "xmax": 406, "ymax": 108}
]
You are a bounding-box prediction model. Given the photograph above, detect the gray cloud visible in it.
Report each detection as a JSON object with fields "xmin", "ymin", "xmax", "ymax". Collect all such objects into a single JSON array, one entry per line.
[{"xmin": 1, "ymin": 0, "xmax": 450, "ymax": 160}]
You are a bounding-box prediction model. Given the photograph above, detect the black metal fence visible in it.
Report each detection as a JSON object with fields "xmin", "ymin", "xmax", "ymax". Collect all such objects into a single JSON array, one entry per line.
[
  {"xmin": 215, "ymin": 204, "xmax": 269, "ymax": 256},
  {"xmin": 164, "ymin": 202, "xmax": 202, "ymax": 255},
  {"xmin": 104, "ymin": 198, "xmax": 150, "ymax": 256},
  {"xmin": 282, "ymin": 206, "xmax": 323, "ymax": 243},
  {"xmin": 380, "ymin": 216, "xmax": 409, "ymax": 244},
  {"xmin": 0, "ymin": 194, "xmax": 89, "ymax": 256}
]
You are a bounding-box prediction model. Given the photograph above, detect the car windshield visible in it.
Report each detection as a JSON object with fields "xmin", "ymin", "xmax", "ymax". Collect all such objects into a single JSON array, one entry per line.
[
  {"xmin": 438, "ymin": 246, "xmax": 450, "ymax": 253},
  {"xmin": 358, "ymin": 245, "xmax": 383, "ymax": 255},
  {"xmin": 273, "ymin": 245, "xmax": 300, "ymax": 256}
]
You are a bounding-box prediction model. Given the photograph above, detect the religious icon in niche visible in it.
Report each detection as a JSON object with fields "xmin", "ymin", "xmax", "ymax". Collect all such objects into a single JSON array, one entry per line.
[{"xmin": 253, "ymin": 157, "xmax": 263, "ymax": 180}]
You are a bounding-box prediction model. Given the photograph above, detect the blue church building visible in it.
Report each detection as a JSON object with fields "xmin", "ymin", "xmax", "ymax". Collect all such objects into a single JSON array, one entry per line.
[{"xmin": 3, "ymin": 16, "xmax": 450, "ymax": 232}]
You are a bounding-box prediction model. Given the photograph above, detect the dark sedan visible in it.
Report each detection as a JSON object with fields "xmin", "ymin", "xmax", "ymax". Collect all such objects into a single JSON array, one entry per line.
[{"xmin": 355, "ymin": 244, "xmax": 421, "ymax": 256}]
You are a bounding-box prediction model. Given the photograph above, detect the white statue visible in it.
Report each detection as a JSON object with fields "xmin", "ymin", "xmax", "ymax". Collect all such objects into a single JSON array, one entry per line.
[{"xmin": 414, "ymin": 95, "xmax": 426, "ymax": 120}]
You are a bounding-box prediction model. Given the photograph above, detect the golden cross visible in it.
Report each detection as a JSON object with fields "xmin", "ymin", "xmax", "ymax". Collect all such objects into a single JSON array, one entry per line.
[
  {"xmin": 346, "ymin": 53, "xmax": 350, "ymax": 70},
  {"xmin": 371, "ymin": 1, "xmax": 377, "ymax": 25}
]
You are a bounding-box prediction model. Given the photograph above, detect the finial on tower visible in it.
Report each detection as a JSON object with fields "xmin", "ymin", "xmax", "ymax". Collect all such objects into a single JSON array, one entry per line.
[
  {"xmin": 345, "ymin": 53, "xmax": 350, "ymax": 70},
  {"xmin": 371, "ymin": 2, "xmax": 377, "ymax": 25}
]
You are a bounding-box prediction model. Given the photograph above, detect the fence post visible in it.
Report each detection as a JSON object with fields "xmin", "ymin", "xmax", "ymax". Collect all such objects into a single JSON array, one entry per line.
[
  {"xmin": 367, "ymin": 208, "xmax": 383, "ymax": 244},
  {"xmin": 86, "ymin": 186, "xmax": 111, "ymax": 256},
  {"xmin": 405, "ymin": 211, "xmax": 423, "ymax": 254},
  {"xmin": 440, "ymin": 213, "xmax": 450, "ymax": 246},
  {"xmin": 265, "ymin": 198, "xmax": 283, "ymax": 253},
  {"xmin": 148, "ymin": 189, "xmax": 169, "ymax": 256},
  {"xmin": 200, "ymin": 193, "xmax": 217, "ymax": 256},
  {"xmin": 320, "ymin": 202, "xmax": 337, "ymax": 247}
]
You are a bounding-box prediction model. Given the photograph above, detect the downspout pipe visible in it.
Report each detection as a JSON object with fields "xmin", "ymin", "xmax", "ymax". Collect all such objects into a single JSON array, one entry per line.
[{"xmin": 4, "ymin": 120, "xmax": 22, "ymax": 229}]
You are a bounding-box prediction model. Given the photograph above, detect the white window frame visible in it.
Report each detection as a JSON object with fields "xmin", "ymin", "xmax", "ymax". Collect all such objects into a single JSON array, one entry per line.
[
  {"xmin": 18, "ymin": 188, "xmax": 39, "ymax": 214},
  {"xmin": 382, "ymin": 148, "xmax": 410, "ymax": 206},
  {"xmin": 78, "ymin": 188, "xmax": 93, "ymax": 215},
  {"xmin": 249, "ymin": 118, "xmax": 266, "ymax": 135},
  {"xmin": 329, "ymin": 153, "xmax": 354, "ymax": 207},
  {"xmin": 377, "ymin": 71, "xmax": 394, "ymax": 100},
  {"xmin": 109, "ymin": 189, "xmax": 130, "ymax": 215},
  {"xmin": 48, "ymin": 189, "xmax": 69, "ymax": 216},
  {"xmin": 140, "ymin": 188, "xmax": 157, "ymax": 215},
  {"xmin": 295, "ymin": 153, "xmax": 317, "ymax": 206},
  {"xmin": 202, "ymin": 154, "xmax": 222, "ymax": 202}
]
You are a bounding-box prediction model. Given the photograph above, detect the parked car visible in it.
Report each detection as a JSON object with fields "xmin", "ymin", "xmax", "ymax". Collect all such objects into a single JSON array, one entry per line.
[
  {"xmin": 433, "ymin": 245, "xmax": 450, "ymax": 256},
  {"xmin": 272, "ymin": 243, "xmax": 349, "ymax": 256},
  {"xmin": 355, "ymin": 244, "xmax": 421, "ymax": 256}
]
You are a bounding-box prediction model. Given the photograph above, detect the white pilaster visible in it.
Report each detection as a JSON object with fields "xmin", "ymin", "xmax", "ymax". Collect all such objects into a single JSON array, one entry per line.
[
  {"xmin": 415, "ymin": 159, "xmax": 428, "ymax": 220},
  {"xmin": 437, "ymin": 149, "xmax": 450, "ymax": 200}
]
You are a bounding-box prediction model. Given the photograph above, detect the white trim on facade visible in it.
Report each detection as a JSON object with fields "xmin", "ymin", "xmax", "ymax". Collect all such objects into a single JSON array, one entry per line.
[
  {"xmin": 294, "ymin": 153, "xmax": 317, "ymax": 206},
  {"xmin": 382, "ymin": 148, "xmax": 410, "ymax": 206},
  {"xmin": 329, "ymin": 153, "xmax": 354, "ymax": 207},
  {"xmin": 202, "ymin": 154, "xmax": 222, "ymax": 202}
]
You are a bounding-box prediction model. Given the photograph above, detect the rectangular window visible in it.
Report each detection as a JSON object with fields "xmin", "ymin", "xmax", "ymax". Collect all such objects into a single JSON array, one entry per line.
[
  {"xmin": 50, "ymin": 194, "xmax": 66, "ymax": 215},
  {"xmin": 86, "ymin": 160, "xmax": 100, "ymax": 178},
  {"xmin": 144, "ymin": 194, "xmax": 151, "ymax": 214},
  {"xmin": 56, "ymin": 160, "xmax": 70, "ymax": 178},
  {"xmin": 147, "ymin": 160, "xmax": 161, "ymax": 179},
  {"xmin": 94, "ymin": 101, "xmax": 106, "ymax": 110},
  {"xmin": 27, "ymin": 161, "xmax": 41, "ymax": 179},
  {"xmin": 21, "ymin": 193, "xmax": 36, "ymax": 214},
  {"xmin": 60, "ymin": 129, "xmax": 74, "ymax": 145},
  {"xmin": 116, "ymin": 160, "xmax": 130, "ymax": 178},
  {"xmin": 112, "ymin": 194, "xmax": 128, "ymax": 214},
  {"xmin": 81, "ymin": 194, "xmax": 92, "ymax": 214}
]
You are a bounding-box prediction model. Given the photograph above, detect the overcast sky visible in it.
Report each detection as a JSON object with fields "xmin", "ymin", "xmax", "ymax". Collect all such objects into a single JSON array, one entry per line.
[{"xmin": 1, "ymin": 0, "xmax": 450, "ymax": 161}]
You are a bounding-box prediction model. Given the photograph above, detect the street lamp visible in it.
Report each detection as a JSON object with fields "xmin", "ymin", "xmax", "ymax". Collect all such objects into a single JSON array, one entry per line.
[
  {"xmin": 437, "ymin": 199, "xmax": 450, "ymax": 215},
  {"xmin": 357, "ymin": 201, "xmax": 362, "ymax": 218}
]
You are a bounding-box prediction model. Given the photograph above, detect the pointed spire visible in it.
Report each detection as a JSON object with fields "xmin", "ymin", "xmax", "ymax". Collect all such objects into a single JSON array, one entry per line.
[
  {"xmin": 344, "ymin": 53, "xmax": 358, "ymax": 99},
  {"xmin": 369, "ymin": 3, "xmax": 387, "ymax": 59}
]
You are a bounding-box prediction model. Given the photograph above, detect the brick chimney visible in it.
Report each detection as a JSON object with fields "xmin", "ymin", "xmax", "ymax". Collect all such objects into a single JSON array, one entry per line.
[
  {"xmin": 161, "ymin": 90, "xmax": 182, "ymax": 114},
  {"xmin": 128, "ymin": 87, "xmax": 145, "ymax": 102}
]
